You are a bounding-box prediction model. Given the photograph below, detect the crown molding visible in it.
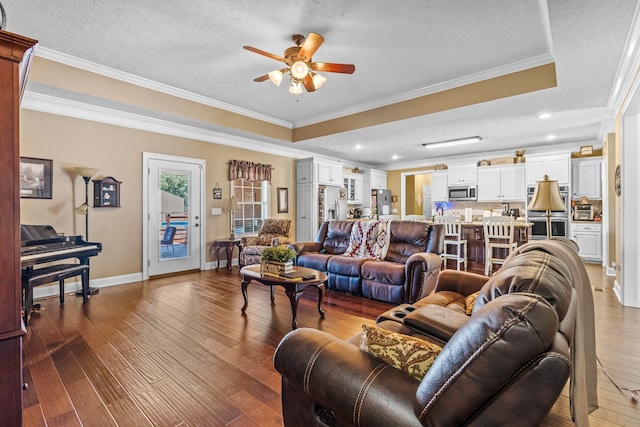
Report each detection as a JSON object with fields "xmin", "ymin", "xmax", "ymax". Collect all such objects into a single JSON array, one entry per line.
[
  {"xmin": 293, "ymin": 53, "xmax": 555, "ymax": 128},
  {"xmin": 34, "ymin": 46, "xmax": 293, "ymax": 129},
  {"xmin": 608, "ymin": 1, "xmax": 640, "ymax": 110},
  {"xmin": 21, "ymin": 91, "xmax": 312, "ymax": 160}
]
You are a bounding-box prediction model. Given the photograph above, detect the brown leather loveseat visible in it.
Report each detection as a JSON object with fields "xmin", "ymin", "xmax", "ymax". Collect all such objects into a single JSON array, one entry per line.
[
  {"xmin": 288, "ymin": 220, "xmax": 444, "ymax": 304},
  {"xmin": 274, "ymin": 238, "xmax": 597, "ymax": 426}
]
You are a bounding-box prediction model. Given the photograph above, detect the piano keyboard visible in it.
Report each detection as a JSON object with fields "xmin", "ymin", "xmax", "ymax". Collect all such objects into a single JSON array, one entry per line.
[{"xmin": 21, "ymin": 244, "xmax": 100, "ymax": 262}]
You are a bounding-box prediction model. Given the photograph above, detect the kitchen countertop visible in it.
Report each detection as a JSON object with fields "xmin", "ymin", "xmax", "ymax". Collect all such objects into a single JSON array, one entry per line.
[{"xmin": 426, "ymin": 220, "xmax": 532, "ymax": 227}]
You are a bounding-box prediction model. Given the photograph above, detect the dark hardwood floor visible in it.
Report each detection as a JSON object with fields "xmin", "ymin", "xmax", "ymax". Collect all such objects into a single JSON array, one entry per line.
[{"xmin": 21, "ymin": 263, "xmax": 639, "ymax": 426}]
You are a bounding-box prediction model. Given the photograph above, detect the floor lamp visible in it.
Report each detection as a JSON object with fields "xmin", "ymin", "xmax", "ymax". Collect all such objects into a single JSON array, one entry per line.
[
  {"xmin": 227, "ymin": 196, "xmax": 239, "ymax": 240},
  {"xmin": 75, "ymin": 167, "xmax": 99, "ymax": 295},
  {"xmin": 527, "ymin": 175, "xmax": 566, "ymax": 238}
]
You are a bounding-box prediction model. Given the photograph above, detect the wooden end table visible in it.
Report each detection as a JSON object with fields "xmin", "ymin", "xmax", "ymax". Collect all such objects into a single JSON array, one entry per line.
[
  {"xmin": 240, "ymin": 265, "xmax": 326, "ymax": 329},
  {"xmin": 213, "ymin": 238, "xmax": 241, "ymax": 271}
]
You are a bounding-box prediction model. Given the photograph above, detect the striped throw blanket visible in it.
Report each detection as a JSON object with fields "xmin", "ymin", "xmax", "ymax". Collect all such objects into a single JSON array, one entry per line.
[{"xmin": 344, "ymin": 220, "xmax": 391, "ymax": 259}]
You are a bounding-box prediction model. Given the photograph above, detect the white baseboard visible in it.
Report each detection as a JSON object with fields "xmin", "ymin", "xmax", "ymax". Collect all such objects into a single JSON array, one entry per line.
[{"xmin": 31, "ymin": 263, "xmax": 235, "ymax": 301}]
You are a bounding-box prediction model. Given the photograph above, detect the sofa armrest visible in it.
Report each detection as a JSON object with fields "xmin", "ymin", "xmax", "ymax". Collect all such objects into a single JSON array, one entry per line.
[
  {"xmin": 403, "ymin": 252, "xmax": 443, "ymax": 304},
  {"xmin": 288, "ymin": 241, "xmax": 322, "ymax": 255},
  {"xmin": 403, "ymin": 305, "xmax": 470, "ymax": 342},
  {"xmin": 274, "ymin": 328, "xmax": 424, "ymax": 427},
  {"xmin": 431, "ymin": 269, "xmax": 489, "ymax": 295}
]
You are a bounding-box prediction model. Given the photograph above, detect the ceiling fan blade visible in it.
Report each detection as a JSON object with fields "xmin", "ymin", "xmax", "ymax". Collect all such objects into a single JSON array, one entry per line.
[
  {"xmin": 243, "ymin": 45, "xmax": 286, "ymax": 63},
  {"xmin": 298, "ymin": 32, "xmax": 324, "ymax": 60},
  {"xmin": 311, "ymin": 62, "xmax": 356, "ymax": 74},
  {"xmin": 301, "ymin": 74, "xmax": 316, "ymax": 92},
  {"xmin": 253, "ymin": 74, "xmax": 270, "ymax": 82}
]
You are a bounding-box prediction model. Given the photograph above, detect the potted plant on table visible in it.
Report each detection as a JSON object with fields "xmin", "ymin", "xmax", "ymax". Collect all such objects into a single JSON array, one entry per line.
[{"xmin": 260, "ymin": 245, "xmax": 296, "ymax": 274}]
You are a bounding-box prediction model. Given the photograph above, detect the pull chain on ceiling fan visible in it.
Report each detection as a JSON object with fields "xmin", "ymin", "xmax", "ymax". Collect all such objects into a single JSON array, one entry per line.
[{"xmin": 243, "ymin": 32, "xmax": 356, "ymax": 94}]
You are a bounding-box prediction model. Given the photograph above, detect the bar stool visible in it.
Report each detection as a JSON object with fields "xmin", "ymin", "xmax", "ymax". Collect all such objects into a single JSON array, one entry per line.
[
  {"xmin": 435, "ymin": 215, "xmax": 467, "ymax": 271},
  {"xmin": 483, "ymin": 216, "xmax": 517, "ymax": 276}
]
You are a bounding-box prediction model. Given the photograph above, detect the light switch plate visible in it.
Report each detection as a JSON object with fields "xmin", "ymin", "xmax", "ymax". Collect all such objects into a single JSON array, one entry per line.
[{"xmin": 211, "ymin": 207, "xmax": 222, "ymax": 215}]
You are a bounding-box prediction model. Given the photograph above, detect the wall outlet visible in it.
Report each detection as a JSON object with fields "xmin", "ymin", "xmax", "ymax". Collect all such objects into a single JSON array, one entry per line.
[
  {"xmin": 392, "ymin": 208, "xmax": 398, "ymax": 213},
  {"xmin": 211, "ymin": 207, "xmax": 222, "ymax": 215}
]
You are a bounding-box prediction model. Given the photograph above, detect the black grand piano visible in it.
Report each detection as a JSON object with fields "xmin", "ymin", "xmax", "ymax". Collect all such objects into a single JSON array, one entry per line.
[{"xmin": 20, "ymin": 225, "xmax": 102, "ymax": 325}]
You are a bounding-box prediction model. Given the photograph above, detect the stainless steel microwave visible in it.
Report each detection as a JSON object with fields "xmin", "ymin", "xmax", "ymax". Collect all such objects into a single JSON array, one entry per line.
[{"xmin": 448, "ymin": 185, "xmax": 477, "ymax": 201}]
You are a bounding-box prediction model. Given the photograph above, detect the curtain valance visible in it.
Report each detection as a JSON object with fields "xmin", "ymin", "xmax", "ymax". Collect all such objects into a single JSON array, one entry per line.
[{"xmin": 229, "ymin": 160, "xmax": 273, "ymax": 183}]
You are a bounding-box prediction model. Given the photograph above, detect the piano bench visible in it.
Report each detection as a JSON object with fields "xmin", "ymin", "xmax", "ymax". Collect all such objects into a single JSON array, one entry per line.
[{"xmin": 21, "ymin": 264, "xmax": 90, "ymax": 326}]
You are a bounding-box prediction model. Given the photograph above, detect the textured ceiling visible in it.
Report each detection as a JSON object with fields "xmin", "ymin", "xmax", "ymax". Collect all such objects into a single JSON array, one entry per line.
[{"xmin": 2, "ymin": 0, "xmax": 638, "ymax": 168}]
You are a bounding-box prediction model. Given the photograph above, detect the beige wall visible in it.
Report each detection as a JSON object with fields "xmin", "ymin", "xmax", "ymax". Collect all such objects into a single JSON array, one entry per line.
[{"xmin": 20, "ymin": 110, "xmax": 296, "ymax": 279}]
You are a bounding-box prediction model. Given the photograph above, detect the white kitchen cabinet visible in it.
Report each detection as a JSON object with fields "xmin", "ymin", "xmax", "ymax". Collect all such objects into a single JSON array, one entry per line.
[
  {"xmin": 343, "ymin": 172, "xmax": 363, "ymax": 204},
  {"xmin": 296, "ymin": 158, "xmax": 314, "ymax": 184},
  {"xmin": 447, "ymin": 164, "xmax": 477, "ymax": 185},
  {"xmin": 317, "ymin": 161, "xmax": 344, "ymax": 186},
  {"xmin": 572, "ymin": 158, "xmax": 602, "ymax": 200},
  {"xmin": 526, "ymin": 154, "xmax": 570, "ymax": 185},
  {"xmin": 571, "ymin": 222, "xmax": 602, "ymax": 262},
  {"xmin": 477, "ymin": 164, "xmax": 525, "ymax": 202},
  {"xmin": 368, "ymin": 169, "xmax": 387, "ymax": 190},
  {"xmin": 431, "ymin": 171, "xmax": 449, "ymax": 202},
  {"xmin": 296, "ymin": 182, "xmax": 316, "ymax": 241}
]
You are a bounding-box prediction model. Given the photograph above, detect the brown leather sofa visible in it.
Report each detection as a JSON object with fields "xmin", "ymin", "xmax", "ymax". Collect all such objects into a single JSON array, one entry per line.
[
  {"xmin": 274, "ymin": 238, "xmax": 597, "ymax": 426},
  {"xmin": 288, "ymin": 220, "xmax": 444, "ymax": 304}
]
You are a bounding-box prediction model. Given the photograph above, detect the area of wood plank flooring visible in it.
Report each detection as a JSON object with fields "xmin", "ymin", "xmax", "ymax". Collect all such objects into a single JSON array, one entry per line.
[{"xmin": 21, "ymin": 264, "xmax": 639, "ymax": 426}]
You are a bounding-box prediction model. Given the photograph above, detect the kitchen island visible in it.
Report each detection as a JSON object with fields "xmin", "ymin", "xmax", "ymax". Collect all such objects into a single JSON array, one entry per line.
[{"xmin": 426, "ymin": 219, "xmax": 532, "ymax": 274}]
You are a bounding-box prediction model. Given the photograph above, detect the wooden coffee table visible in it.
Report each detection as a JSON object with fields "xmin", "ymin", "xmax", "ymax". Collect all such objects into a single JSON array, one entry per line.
[{"xmin": 240, "ymin": 265, "xmax": 327, "ymax": 329}]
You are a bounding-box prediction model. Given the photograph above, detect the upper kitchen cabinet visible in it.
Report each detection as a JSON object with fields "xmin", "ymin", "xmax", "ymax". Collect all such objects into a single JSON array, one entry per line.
[
  {"xmin": 447, "ymin": 164, "xmax": 477, "ymax": 185},
  {"xmin": 572, "ymin": 157, "xmax": 602, "ymax": 200},
  {"xmin": 526, "ymin": 154, "xmax": 570, "ymax": 186},
  {"xmin": 343, "ymin": 172, "xmax": 364, "ymax": 204},
  {"xmin": 477, "ymin": 164, "xmax": 525, "ymax": 202},
  {"xmin": 317, "ymin": 160, "xmax": 344, "ymax": 186},
  {"xmin": 296, "ymin": 158, "xmax": 314, "ymax": 183},
  {"xmin": 431, "ymin": 171, "xmax": 449, "ymax": 202},
  {"xmin": 367, "ymin": 169, "xmax": 387, "ymax": 190}
]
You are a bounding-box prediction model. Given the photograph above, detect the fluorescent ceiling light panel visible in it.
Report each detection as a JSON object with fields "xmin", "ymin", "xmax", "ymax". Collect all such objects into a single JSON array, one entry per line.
[{"xmin": 423, "ymin": 136, "xmax": 482, "ymax": 149}]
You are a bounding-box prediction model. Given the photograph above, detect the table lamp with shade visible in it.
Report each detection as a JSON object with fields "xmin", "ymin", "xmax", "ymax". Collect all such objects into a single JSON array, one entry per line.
[
  {"xmin": 527, "ymin": 175, "xmax": 566, "ymax": 238},
  {"xmin": 226, "ymin": 196, "xmax": 239, "ymax": 240}
]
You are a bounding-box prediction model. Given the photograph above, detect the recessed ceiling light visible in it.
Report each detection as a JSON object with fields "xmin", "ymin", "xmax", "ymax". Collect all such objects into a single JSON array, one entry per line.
[
  {"xmin": 546, "ymin": 134, "xmax": 557, "ymax": 140},
  {"xmin": 537, "ymin": 112, "xmax": 552, "ymax": 119},
  {"xmin": 391, "ymin": 154, "xmax": 400, "ymax": 160},
  {"xmin": 354, "ymin": 144, "xmax": 363, "ymax": 149}
]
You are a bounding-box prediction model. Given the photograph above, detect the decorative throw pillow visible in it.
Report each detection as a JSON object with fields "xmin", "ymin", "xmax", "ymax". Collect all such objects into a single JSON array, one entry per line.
[
  {"xmin": 360, "ymin": 325, "xmax": 442, "ymax": 380},
  {"xmin": 465, "ymin": 291, "xmax": 480, "ymax": 315}
]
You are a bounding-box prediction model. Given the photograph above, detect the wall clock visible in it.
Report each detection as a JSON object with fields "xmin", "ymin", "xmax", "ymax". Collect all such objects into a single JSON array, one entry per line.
[{"xmin": 614, "ymin": 164, "xmax": 621, "ymax": 197}]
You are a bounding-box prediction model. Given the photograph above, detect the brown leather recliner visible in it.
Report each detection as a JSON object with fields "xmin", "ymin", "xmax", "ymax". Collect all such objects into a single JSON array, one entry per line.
[
  {"xmin": 288, "ymin": 220, "xmax": 444, "ymax": 304},
  {"xmin": 274, "ymin": 238, "xmax": 596, "ymax": 426}
]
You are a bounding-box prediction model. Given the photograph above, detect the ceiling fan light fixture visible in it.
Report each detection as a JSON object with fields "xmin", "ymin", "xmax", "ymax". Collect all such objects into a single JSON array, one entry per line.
[
  {"xmin": 312, "ymin": 73, "xmax": 327, "ymax": 89},
  {"xmin": 422, "ymin": 136, "xmax": 483, "ymax": 149},
  {"xmin": 289, "ymin": 81, "xmax": 303, "ymax": 95},
  {"xmin": 268, "ymin": 69, "xmax": 283, "ymax": 86},
  {"xmin": 290, "ymin": 61, "xmax": 309, "ymax": 79}
]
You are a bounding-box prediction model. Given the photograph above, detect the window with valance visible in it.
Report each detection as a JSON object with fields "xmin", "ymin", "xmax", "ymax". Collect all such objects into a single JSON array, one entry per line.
[{"xmin": 229, "ymin": 160, "xmax": 273, "ymax": 236}]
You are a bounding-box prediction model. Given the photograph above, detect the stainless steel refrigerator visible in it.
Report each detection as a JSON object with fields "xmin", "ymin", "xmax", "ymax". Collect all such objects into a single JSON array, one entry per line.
[
  {"xmin": 318, "ymin": 185, "xmax": 347, "ymax": 228},
  {"xmin": 371, "ymin": 189, "xmax": 392, "ymax": 219}
]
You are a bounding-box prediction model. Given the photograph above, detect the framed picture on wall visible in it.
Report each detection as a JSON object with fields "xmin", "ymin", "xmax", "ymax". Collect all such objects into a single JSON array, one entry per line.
[
  {"xmin": 20, "ymin": 157, "xmax": 52, "ymax": 199},
  {"xmin": 277, "ymin": 187, "xmax": 288, "ymax": 213}
]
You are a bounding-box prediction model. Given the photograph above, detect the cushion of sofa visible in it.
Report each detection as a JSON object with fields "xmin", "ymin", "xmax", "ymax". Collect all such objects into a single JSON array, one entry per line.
[
  {"xmin": 323, "ymin": 221, "xmax": 354, "ymax": 254},
  {"xmin": 465, "ymin": 291, "xmax": 480, "ymax": 315},
  {"xmin": 297, "ymin": 253, "xmax": 334, "ymax": 272},
  {"xmin": 385, "ymin": 221, "xmax": 432, "ymax": 263},
  {"xmin": 327, "ymin": 255, "xmax": 368, "ymax": 276},
  {"xmin": 361, "ymin": 260, "xmax": 405, "ymax": 285},
  {"xmin": 475, "ymin": 249, "xmax": 573, "ymax": 320},
  {"xmin": 360, "ymin": 325, "xmax": 442, "ymax": 380},
  {"xmin": 260, "ymin": 218, "xmax": 291, "ymax": 236}
]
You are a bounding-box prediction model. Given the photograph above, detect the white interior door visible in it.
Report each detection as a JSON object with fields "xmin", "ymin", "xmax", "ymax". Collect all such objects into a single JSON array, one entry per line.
[{"xmin": 145, "ymin": 154, "xmax": 204, "ymax": 277}]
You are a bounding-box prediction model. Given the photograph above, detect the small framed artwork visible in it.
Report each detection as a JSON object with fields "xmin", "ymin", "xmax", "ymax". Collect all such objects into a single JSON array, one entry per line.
[
  {"xmin": 20, "ymin": 157, "xmax": 52, "ymax": 199},
  {"xmin": 277, "ymin": 187, "xmax": 288, "ymax": 213}
]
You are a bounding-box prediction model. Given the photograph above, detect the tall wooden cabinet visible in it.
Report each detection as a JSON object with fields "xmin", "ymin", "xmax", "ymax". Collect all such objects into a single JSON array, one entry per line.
[{"xmin": 0, "ymin": 30, "xmax": 37, "ymax": 426}]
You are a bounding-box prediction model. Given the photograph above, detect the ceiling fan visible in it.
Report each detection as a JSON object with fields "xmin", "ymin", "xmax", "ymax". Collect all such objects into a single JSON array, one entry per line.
[{"xmin": 243, "ymin": 32, "xmax": 356, "ymax": 94}]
